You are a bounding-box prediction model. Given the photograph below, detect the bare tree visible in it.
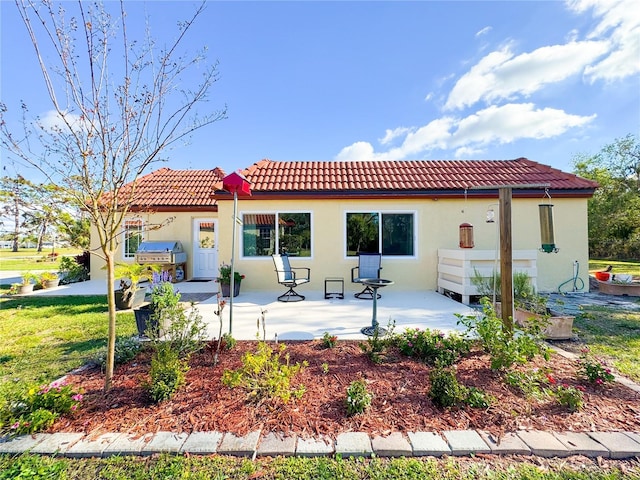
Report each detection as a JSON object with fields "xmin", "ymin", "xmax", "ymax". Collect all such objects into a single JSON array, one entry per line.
[{"xmin": 0, "ymin": 0, "xmax": 226, "ymax": 390}]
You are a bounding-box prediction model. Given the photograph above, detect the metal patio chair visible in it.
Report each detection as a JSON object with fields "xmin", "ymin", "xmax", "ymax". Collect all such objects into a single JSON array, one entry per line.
[
  {"xmin": 272, "ymin": 254, "xmax": 311, "ymax": 302},
  {"xmin": 351, "ymin": 252, "xmax": 382, "ymax": 299}
]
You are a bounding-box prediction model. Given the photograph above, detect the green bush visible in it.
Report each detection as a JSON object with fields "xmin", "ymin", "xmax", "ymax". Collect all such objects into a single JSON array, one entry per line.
[
  {"xmin": 221, "ymin": 342, "xmax": 307, "ymax": 404},
  {"xmin": 359, "ymin": 321, "xmax": 395, "ymax": 364},
  {"xmin": 429, "ymin": 366, "xmax": 467, "ymax": 408},
  {"xmin": 92, "ymin": 336, "xmax": 142, "ymax": 369},
  {"xmin": 504, "ymin": 369, "xmax": 550, "ymax": 399},
  {"xmin": 394, "ymin": 328, "xmax": 469, "ymax": 366},
  {"xmin": 58, "ymin": 256, "xmax": 89, "ymax": 284},
  {"xmin": 345, "ymin": 378, "xmax": 373, "ymax": 416},
  {"xmin": 551, "ymin": 384, "xmax": 585, "ymax": 412},
  {"xmin": 144, "ymin": 344, "xmax": 188, "ymax": 403},
  {"xmin": 465, "ymin": 387, "xmax": 494, "ymax": 408},
  {"xmin": 457, "ymin": 300, "xmax": 549, "ymax": 371},
  {"xmin": 0, "ymin": 380, "xmax": 83, "ymax": 435},
  {"xmin": 321, "ymin": 331, "xmax": 338, "ymax": 349}
]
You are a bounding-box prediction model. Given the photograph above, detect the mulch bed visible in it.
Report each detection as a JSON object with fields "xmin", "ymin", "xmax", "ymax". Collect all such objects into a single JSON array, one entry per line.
[{"xmin": 50, "ymin": 341, "xmax": 640, "ymax": 440}]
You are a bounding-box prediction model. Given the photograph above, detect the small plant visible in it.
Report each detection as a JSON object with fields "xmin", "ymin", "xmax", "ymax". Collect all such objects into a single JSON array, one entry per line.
[
  {"xmin": 551, "ymin": 384, "xmax": 585, "ymax": 412},
  {"xmin": 504, "ymin": 369, "xmax": 549, "ymax": 399},
  {"xmin": 359, "ymin": 320, "xmax": 395, "ymax": 364},
  {"xmin": 221, "ymin": 332, "xmax": 236, "ymax": 351},
  {"xmin": 465, "ymin": 387, "xmax": 494, "ymax": 408},
  {"xmin": 0, "ymin": 380, "xmax": 83, "ymax": 435},
  {"xmin": 144, "ymin": 343, "xmax": 189, "ymax": 403},
  {"xmin": 217, "ymin": 263, "xmax": 245, "ymax": 285},
  {"xmin": 428, "ymin": 366, "xmax": 467, "ymax": 408},
  {"xmin": 39, "ymin": 271, "xmax": 59, "ymax": 282},
  {"xmin": 578, "ymin": 348, "xmax": 615, "ymax": 386},
  {"xmin": 345, "ymin": 378, "xmax": 373, "ymax": 416},
  {"xmin": 457, "ymin": 300, "xmax": 549, "ymax": 371},
  {"xmin": 222, "ymin": 342, "xmax": 307, "ymax": 405},
  {"xmin": 321, "ymin": 362, "xmax": 330, "ymax": 374},
  {"xmin": 58, "ymin": 255, "xmax": 90, "ymax": 284},
  {"xmin": 322, "ymin": 332, "xmax": 338, "ymax": 349},
  {"xmin": 394, "ymin": 328, "xmax": 469, "ymax": 366},
  {"xmin": 92, "ymin": 336, "xmax": 142, "ymax": 370},
  {"xmin": 20, "ymin": 271, "xmax": 38, "ymax": 286}
]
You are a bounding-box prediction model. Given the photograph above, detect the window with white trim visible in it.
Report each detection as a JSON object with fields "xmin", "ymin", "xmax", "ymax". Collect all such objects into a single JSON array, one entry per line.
[
  {"xmin": 346, "ymin": 212, "xmax": 414, "ymax": 256},
  {"xmin": 242, "ymin": 212, "xmax": 311, "ymax": 257},
  {"xmin": 123, "ymin": 219, "xmax": 144, "ymax": 259}
]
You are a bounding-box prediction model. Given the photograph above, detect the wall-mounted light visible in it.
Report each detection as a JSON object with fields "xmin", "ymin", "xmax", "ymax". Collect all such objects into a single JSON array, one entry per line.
[{"xmin": 486, "ymin": 207, "xmax": 495, "ymax": 223}]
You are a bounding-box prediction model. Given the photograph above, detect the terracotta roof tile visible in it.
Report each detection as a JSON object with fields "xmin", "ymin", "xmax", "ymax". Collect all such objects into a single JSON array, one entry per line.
[
  {"xmin": 120, "ymin": 167, "xmax": 224, "ymax": 207},
  {"xmin": 242, "ymin": 158, "xmax": 597, "ymax": 193}
]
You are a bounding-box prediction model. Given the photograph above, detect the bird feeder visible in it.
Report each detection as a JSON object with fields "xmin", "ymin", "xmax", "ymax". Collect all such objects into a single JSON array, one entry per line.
[
  {"xmin": 538, "ymin": 204, "xmax": 558, "ymax": 253},
  {"xmin": 459, "ymin": 222, "xmax": 474, "ymax": 248}
]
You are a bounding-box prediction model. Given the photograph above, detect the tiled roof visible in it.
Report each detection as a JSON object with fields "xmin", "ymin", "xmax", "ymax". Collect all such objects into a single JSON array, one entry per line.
[
  {"xmin": 242, "ymin": 158, "xmax": 598, "ymax": 193},
  {"xmin": 122, "ymin": 167, "xmax": 225, "ymax": 207}
]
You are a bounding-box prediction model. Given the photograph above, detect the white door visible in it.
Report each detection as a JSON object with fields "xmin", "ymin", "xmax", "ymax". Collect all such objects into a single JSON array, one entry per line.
[{"xmin": 192, "ymin": 218, "xmax": 218, "ymax": 279}]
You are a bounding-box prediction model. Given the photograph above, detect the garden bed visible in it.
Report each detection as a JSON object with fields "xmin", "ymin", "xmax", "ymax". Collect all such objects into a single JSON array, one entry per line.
[{"xmin": 50, "ymin": 340, "xmax": 640, "ymax": 440}]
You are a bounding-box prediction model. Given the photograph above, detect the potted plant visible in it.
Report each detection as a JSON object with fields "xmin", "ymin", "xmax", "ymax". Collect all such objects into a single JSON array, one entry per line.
[
  {"xmin": 134, "ymin": 271, "xmax": 178, "ymax": 337},
  {"xmin": 216, "ymin": 263, "xmax": 245, "ymax": 297},
  {"xmin": 39, "ymin": 271, "xmax": 60, "ymax": 289},
  {"xmin": 113, "ymin": 262, "xmax": 160, "ymax": 310},
  {"xmin": 18, "ymin": 272, "xmax": 38, "ymax": 294}
]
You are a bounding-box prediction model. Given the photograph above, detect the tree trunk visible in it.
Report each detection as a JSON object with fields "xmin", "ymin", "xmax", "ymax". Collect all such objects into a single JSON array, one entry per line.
[{"xmin": 104, "ymin": 252, "xmax": 117, "ymax": 392}]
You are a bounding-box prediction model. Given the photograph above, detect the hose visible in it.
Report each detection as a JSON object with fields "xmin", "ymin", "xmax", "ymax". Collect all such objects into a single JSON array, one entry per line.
[{"xmin": 558, "ymin": 260, "xmax": 585, "ymax": 293}]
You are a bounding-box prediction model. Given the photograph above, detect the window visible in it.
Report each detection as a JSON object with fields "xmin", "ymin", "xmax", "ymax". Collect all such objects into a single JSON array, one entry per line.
[
  {"xmin": 346, "ymin": 212, "xmax": 414, "ymax": 256},
  {"xmin": 123, "ymin": 219, "xmax": 143, "ymax": 259},
  {"xmin": 242, "ymin": 212, "xmax": 311, "ymax": 257}
]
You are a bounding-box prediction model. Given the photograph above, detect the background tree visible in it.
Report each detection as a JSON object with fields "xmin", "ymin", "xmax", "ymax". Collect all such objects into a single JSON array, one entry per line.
[
  {"xmin": 0, "ymin": 175, "xmax": 36, "ymax": 251},
  {"xmin": 0, "ymin": 0, "xmax": 225, "ymax": 390},
  {"xmin": 573, "ymin": 134, "xmax": 640, "ymax": 260}
]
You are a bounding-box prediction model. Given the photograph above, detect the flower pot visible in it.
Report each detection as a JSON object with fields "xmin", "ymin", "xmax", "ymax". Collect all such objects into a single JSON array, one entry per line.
[
  {"xmin": 115, "ymin": 286, "xmax": 148, "ymax": 310},
  {"xmin": 220, "ymin": 280, "xmax": 241, "ymax": 298},
  {"xmin": 515, "ymin": 308, "xmax": 574, "ymax": 340},
  {"xmin": 42, "ymin": 279, "xmax": 60, "ymax": 289},
  {"xmin": 18, "ymin": 284, "xmax": 34, "ymax": 294},
  {"xmin": 133, "ymin": 304, "xmax": 159, "ymax": 338}
]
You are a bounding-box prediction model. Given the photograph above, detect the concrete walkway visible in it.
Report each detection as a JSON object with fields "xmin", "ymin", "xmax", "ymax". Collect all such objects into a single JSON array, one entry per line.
[{"xmin": 2, "ymin": 429, "xmax": 639, "ymax": 459}]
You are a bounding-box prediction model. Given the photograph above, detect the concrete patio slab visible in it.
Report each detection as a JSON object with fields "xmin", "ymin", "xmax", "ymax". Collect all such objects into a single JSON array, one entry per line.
[{"xmin": 407, "ymin": 431, "xmax": 451, "ymax": 457}]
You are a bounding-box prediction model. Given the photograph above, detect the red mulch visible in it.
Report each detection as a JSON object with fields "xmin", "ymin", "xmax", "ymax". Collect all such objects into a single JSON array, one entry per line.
[{"xmin": 50, "ymin": 341, "xmax": 640, "ymax": 440}]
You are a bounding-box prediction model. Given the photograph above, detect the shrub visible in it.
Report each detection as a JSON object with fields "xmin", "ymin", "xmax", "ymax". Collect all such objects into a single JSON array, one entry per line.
[
  {"xmin": 92, "ymin": 336, "xmax": 142, "ymax": 369},
  {"xmin": 465, "ymin": 387, "xmax": 494, "ymax": 408},
  {"xmin": 429, "ymin": 367, "xmax": 467, "ymax": 408},
  {"xmin": 321, "ymin": 332, "xmax": 338, "ymax": 349},
  {"xmin": 144, "ymin": 343, "xmax": 189, "ymax": 403},
  {"xmin": 0, "ymin": 380, "xmax": 83, "ymax": 435},
  {"xmin": 551, "ymin": 384, "xmax": 585, "ymax": 412},
  {"xmin": 394, "ymin": 328, "xmax": 469, "ymax": 366},
  {"xmin": 222, "ymin": 342, "xmax": 307, "ymax": 405},
  {"xmin": 504, "ymin": 369, "xmax": 549, "ymax": 399},
  {"xmin": 58, "ymin": 256, "xmax": 89, "ymax": 285},
  {"xmin": 345, "ymin": 379, "xmax": 373, "ymax": 416},
  {"xmin": 578, "ymin": 348, "xmax": 615, "ymax": 386},
  {"xmin": 457, "ymin": 300, "xmax": 549, "ymax": 371},
  {"xmin": 359, "ymin": 320, "xmax": 395, "ymax": 364}
]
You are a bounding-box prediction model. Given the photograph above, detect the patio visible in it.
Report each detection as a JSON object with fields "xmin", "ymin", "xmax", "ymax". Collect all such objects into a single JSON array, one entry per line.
[{"xmin": 11, "ymin": 274, "xmax": 477, "ymax": 340}]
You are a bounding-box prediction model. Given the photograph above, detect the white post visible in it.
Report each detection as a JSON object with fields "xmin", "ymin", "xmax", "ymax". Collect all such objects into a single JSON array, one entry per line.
[{"xmin": 229, "ymin": 190, "xmax": 238, "ymax": 334}]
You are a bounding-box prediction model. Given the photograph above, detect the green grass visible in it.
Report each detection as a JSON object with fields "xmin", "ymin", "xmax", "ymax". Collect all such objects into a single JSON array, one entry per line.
[
  {"xmin": 0, "ymin": 453, "xmax": 636, "ymax": 479},
  {"xmin": 0, "ymin": 295, "xmax": 136, "ymax": 386},
  {"xmin": 0, "ymin": 248, "xmax": 83, "ymax": 271},
  {"xmin": 573, "ymin": 306, "xmax": 640, "ymax": 383},
  {"xmin": 589, "ymin": 259, "xmax": 640, "ymax": 276}
]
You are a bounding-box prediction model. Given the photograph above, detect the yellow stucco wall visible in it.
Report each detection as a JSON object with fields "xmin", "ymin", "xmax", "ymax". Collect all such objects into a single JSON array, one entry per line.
[{"xmin": 91, "ymin": 196, "xmax": 590, "ymax": 294}]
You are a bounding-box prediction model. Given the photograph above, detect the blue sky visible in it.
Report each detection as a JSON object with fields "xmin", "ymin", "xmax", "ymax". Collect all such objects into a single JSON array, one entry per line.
[{"xmin": 1, "ymin": 0, "xmax": 639, "ymax": 178}]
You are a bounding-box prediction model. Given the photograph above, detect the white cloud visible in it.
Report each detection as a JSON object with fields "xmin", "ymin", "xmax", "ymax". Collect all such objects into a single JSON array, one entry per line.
[
  {"xmin": 444, "ymin": 41, "xmax": 609, "ymax": 111},
  {"xmin": 336, "ymin": 104, "xmax": 595, "ymax": 161},
  {"xmin": 476, "ymin": 26, "xmax": 492, "ymax": 37},
  {"xmin": 379, "ymin": 127, "xmax": 412, "ymax": 145},
  {"xmin": 566, "ymin": 0, "xmax": 640, "ymax": 82},
  {"xmin": 39, "ymin": 109, "xmax": 83, "ymax": 133}
]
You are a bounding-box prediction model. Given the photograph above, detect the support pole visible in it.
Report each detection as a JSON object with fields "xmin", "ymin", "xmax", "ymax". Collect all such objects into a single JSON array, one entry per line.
[
  {"xmin": 229, "ymin": 190, "xmax": 238, "ymax": 334},
  {"xmin": 499, "ymin": 187, "xmax": 513, "ymax": 336}
]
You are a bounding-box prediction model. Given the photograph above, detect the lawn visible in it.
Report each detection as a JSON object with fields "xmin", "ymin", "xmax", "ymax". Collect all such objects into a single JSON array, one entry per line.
[
  {"xmin": 0, "ymin": 295, "xmax": 136, "ymax": 386},
  {"xmin": 0, "ymin": 248, "xmax": 83, "ymax": 271},
  {"xmin": 589, "ymin": 259, "xmax": 640, "ymax": 276}
]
